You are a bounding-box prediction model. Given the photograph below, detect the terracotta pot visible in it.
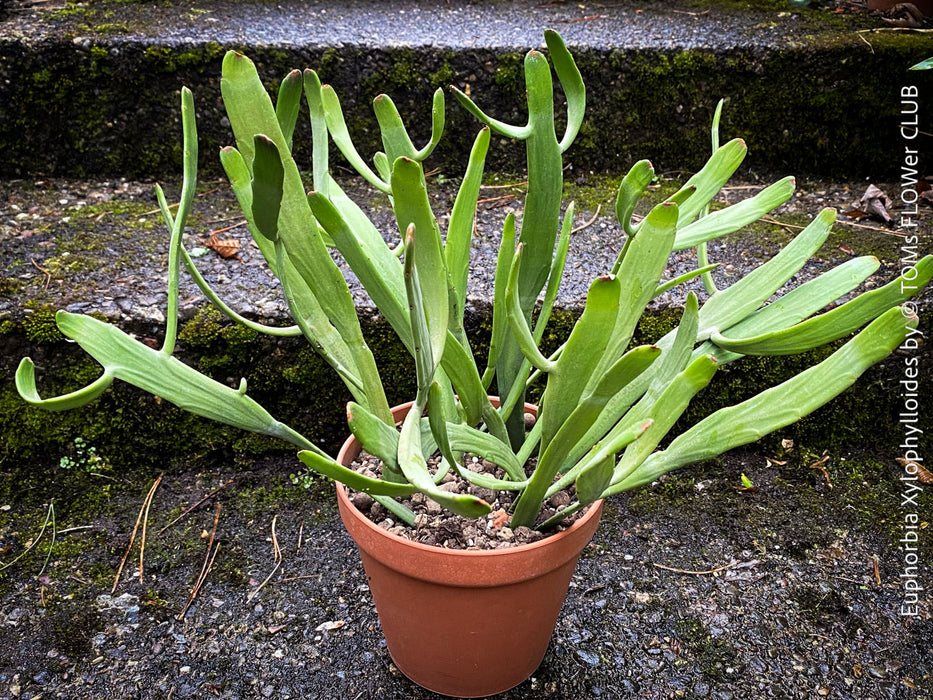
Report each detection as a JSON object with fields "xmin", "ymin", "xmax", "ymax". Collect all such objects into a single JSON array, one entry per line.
[{"xmin": 335, "ymin": 399, "xmax": 604, "ymax": 698}]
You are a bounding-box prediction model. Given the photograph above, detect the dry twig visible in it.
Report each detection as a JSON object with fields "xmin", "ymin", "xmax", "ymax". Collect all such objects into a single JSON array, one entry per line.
[
  {"xmin": 271, "ymin": 515, "xmax": 282, "ymax": 563},
  {"xmin": 808, "ymin": 454, "xmax": 832, "ymax": 489},
  {"xmin": 896, "ymin": 457, "xmax": 933, "ymax": 484},
  {"xmin": 247, "ymin": 516, "xmax": 284, "ymax": 601},
  {"xmin": 277, "ymin": 574, "xmax": 318, "ymax": 584},
  {"xmin": 571, "ymin": 204, "xmax": 602, "ymax": 234},
  {"xmin": 760, "ymin": 215, "xmax": 907, "ymax": 237},
  {"xmin": 476, "ymin": 194, "xmax": 517, "ymax": 207},
  {"xmin": 479, "ymin": 180, "xmax": 527, "ymax": 190},
  {"xmin": 652, "ymin": 560, "xmax": 738, "ymax": 576},
  {"xmin": 30, "ymin": 257, "xmax": 51, "ymax": 290},
  {"xmin": 178, "ymin": 503, "xmax": 221, "ymax": 620},
  {"xmin": 556, "ymin": 14, "xmax": 609, "ymax": 23},
  {"xmin": 247, "ymin": 562, "xmax": 282, "ymax": 602},
  {"xmin": 208, "ymin": 221, "xmax": 247, "ymax": 236}
]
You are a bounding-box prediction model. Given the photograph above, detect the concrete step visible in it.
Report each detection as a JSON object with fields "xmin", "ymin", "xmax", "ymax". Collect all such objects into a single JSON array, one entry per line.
[
  {"xmin": 0, "ymin": 173, "xmax": 920, "ymax": 325},
  {"xmin": 1, "ymin": 0, "xmax": 931, "ymax": 179},
  {"xmin": 1, "ymin": 171, "xmax": 928, "ymax": 466}
]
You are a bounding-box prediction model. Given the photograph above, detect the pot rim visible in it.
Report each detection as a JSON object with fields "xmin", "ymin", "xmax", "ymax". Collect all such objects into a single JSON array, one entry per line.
[
  {"xmin": 335, "ymin": 397, "xmax": 604, "ymax": 587},
  {"xmin": 335, "ymin": 479, "xmax": 602, "ymax": 560}
]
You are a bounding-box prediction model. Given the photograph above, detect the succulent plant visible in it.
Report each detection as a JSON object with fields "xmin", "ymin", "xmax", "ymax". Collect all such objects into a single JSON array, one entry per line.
[{"xmin": 17, "ymin": 31, "xmax": 931, "ymax": 531}]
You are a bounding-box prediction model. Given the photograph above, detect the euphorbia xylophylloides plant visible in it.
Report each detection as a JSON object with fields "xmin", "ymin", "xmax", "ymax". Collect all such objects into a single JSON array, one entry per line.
[{"xmin": 17, "ymin": 31, "xmax": 932, "ymax": 531}]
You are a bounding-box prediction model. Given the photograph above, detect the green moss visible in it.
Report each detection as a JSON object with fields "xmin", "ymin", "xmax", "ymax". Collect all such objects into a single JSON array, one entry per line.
[
  {"xmin": 492, "ymin": 52, "xmax": 525, "ymax": 91},
  {"xmin": 361, "ymin": 48, "xmax": 421, "ymax": 96},
  {"xmin": 22, "ymin": 303, "xmax": 65, "ymax": 344},
  {"xmin": 560, "ymin": 173, "xmax": 620, "ymax": 214},
  {"xmin": 73, "ymin": 199, "xmax": 153, "ymax": 221},
  {"xmin": 43, "ymin": 252, "xmax": 111, "ymax": 275},
  {"xmin": 833, "ymin": 454, "xmax": 930, "ymax": 546},
  {"xmin": 627, "ymin": 473, "xmax": 700, "ymax": 515},
  {"xmin": 0, "ymin": 277, "xmax": 26, "ymax": 296},
  {"xmin": 317, "ymin": 47, "xmax": 343, "ymax": 77},
  {"xmin": 428, "ymin": 59, "xmax": 456, "ymax": 89},
  {"xmin": 178, "ymin": 306, "xmax": 228, "ymax": 348},
  {"xmin": 143, "ymin": 43, "xmax": 225, "ymax": 73},
  {"xmin": 46, "ymin": 5, "xmax": 93, "ymax": 20},
  {"xmin": 7, "ymin": 17, "xmax": 929, "ymax": 179},
  {"xmin": 228, "ymin": 476, "xmax": 313, "ymax": 521}
]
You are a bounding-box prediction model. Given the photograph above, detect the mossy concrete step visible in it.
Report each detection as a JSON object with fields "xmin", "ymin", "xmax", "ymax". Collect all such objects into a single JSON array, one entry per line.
[
  {"xmin": 1, "ymin": 0, "xmax": 931, "ymax": 179},
  {"xmin": 0, "ymin": 173, "xmax": 928, "ymax": 469}
]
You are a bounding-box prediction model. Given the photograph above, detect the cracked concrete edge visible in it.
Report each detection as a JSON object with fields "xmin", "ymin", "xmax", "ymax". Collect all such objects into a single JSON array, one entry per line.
[{"xmin": 1, "ymin": 1, "xmax": 931, "ymax": 179}]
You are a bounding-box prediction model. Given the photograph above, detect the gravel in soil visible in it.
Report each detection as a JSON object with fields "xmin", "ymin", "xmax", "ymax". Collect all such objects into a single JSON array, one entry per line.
[
  {"xmin": 349, "ymin": 449, "xmax": 587, "ymax": 549},
  {"xmin": 0, "ymin": 445, "xmax": 929, "ymax": 699}
]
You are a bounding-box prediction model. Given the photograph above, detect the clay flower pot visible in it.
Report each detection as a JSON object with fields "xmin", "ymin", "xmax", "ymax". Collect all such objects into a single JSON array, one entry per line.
[{"xmin": 335, "ymin": 399, "xmax": 604, "ymax": 698}]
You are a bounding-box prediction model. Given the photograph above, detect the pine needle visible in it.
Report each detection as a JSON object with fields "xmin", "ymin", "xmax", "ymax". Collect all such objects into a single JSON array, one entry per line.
[
  {"xmin": 178, "ymin": 503, "xmax": 221, "ymax": 620},
  {"xmin": 113, "ymin": 476, "xmax": 162, "ymax": 594},
  {"xmin": 271, "ymin": 515, "xmax": 282, "ymax": 563},
  {"xmin": 0, "ymin": 501, "xmax": 55, "ymax": 574},
  {"xmin": 138, "ymin": 475, "xmax": 162, "ymax": 584},
  {"xmin": 296, "ymin": 521, "xmax": 304, "ymax": 556}
]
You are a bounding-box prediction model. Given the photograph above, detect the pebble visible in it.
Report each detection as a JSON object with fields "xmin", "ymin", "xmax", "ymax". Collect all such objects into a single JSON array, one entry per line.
[
  {"xmin": 32, "ymin": 671, "xmax": 50, "ymax": 685},
  {"xmin": 350, "ymin": 492, "xmax": 374, "ymax": 511},
  {"xmin": 576, "ymin": 649, "xmax": 600, "ymax": 666}
]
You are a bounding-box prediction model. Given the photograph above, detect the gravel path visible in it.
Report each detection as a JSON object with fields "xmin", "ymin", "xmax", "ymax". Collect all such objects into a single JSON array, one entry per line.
[{"xmin": 0, "ymin": 444, "xmax": 929, "ymax": 699}]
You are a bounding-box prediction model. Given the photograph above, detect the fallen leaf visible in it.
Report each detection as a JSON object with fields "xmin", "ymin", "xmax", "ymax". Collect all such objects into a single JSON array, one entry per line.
[
  {"xmin": 858, "ymin": 184, "xmax": 893, "ymax": 224},
  {"xmin": 315, "ymin": 620, "xmax": 345, "ymax": 632},
  {"xmin": 842, "ymin": 207, "xmax": 870, "ymax": 220},
  {"xmin": 895, "ymin": 457, "xmax": 933, "ymax": 484},
  {"xmin": 882, "ymin": 2, "xmax": 923, "ymax": 27},
  {"xmin": 204, "ymin": 232, "xmax": 241, "ymax": 260}
]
